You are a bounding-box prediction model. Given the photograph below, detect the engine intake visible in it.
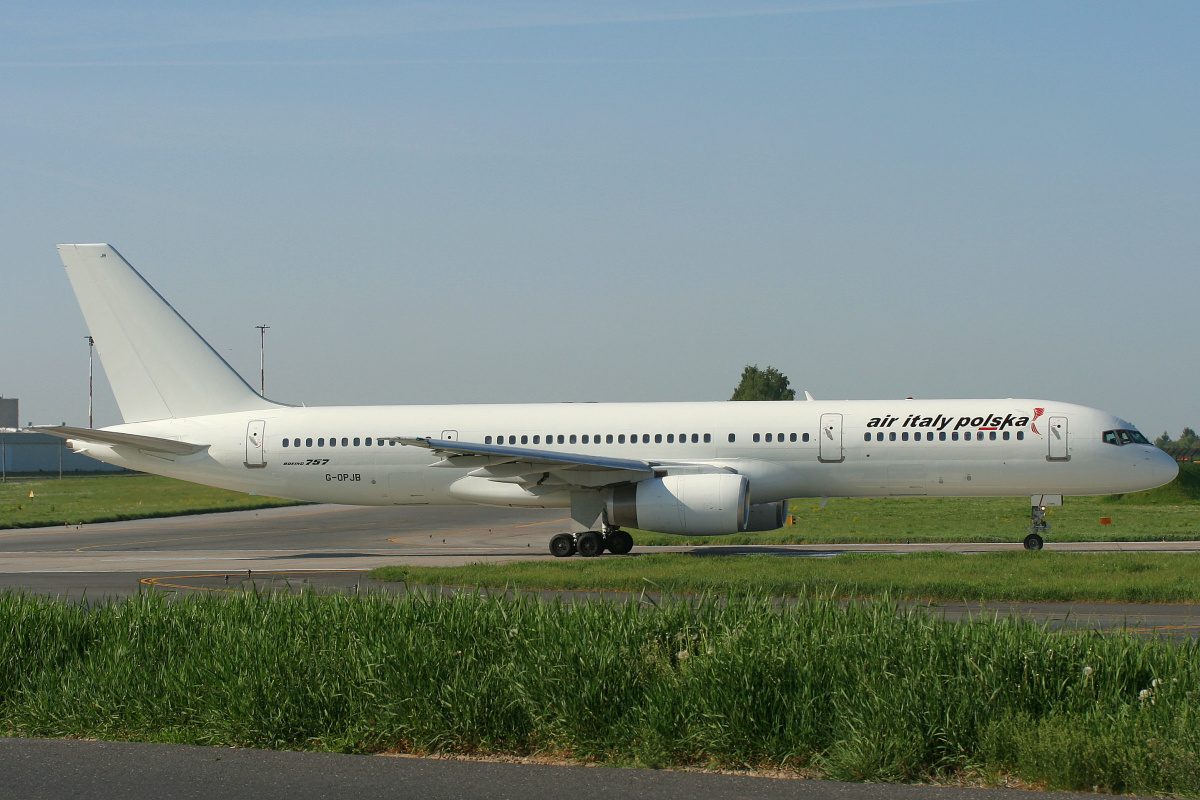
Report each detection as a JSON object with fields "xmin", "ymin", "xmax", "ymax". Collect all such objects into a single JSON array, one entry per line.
[{"xmin": 607, "ymin": 473, "xmax": 749, "ymax": 536}]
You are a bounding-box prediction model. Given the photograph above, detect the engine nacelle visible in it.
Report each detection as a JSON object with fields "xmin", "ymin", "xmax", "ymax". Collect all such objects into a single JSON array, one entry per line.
[
  {"xmin": 744, "ymin": 500, "xmax": 787, "ymax": 532},
  {"xmin": 607, "ymin": 473, "xmax": 749, "ymax": 536}
]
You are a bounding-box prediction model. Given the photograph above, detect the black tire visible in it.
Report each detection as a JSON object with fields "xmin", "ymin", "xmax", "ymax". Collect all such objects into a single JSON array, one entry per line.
[
  {"xmin": 1023, "ymin": 533, "xmax": 1044, "ymax": 551},
  {"xmin": 549, "ymin": 533, "xmax": 576, "ymax": 558},
  {"xmin": 608, "ymin": 529, "xmax": 634, "ymax": 555},
  {"xmin": 577, "ymin": 531, "xmax": 602, "ymax": 558}
]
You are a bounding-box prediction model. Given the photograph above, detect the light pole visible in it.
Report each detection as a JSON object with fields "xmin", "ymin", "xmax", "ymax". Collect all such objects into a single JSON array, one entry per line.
[
  {"xmin": 255, "ymin": 325, "xmax": 269, "ymax": 397},
  {"xmin": 86, "ymin": 336, "xmax": 94, "ymax": 428}
]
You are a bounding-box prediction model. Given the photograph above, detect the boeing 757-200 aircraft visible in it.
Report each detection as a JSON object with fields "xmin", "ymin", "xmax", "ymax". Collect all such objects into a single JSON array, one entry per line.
[{"xmin": 34, "ymin": 244, "xmax": 1178, "ymax": 555}]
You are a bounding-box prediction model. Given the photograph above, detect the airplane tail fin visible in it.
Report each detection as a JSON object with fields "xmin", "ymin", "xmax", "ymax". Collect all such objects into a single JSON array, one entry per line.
[{"xmin": 56, "ymin": 244, "xmax": 281, "ymax": 423}]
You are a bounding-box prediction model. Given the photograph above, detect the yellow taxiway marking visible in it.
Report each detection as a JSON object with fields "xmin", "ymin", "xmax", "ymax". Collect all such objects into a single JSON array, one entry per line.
[
  {"xmin": 387, "ymin": 518, "xmax": 569, "ymax": 547},
  {"xmin": 141, "ymin": 569, "xmax": 365, "ymax": 593}
]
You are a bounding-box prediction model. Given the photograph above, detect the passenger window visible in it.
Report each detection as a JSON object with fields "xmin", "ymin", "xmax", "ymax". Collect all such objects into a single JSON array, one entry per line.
[
  {"xmin": 570, "ymin": 435, "xmax": 577, "ymax": 444},
  {"xmin": 776, "ymin": 433, "xmax": 783, "ymax": 442},
  {"xmin": 989, "ymin": 432, "xmax": 997, "ymax": 441},
  {"xmin": 765, "ymin": 433, "xmax": 773, "ymax": 443},
  {"xmin": 606, "ymin": 434, "xmax": 613, "ymax": 444},
  {"xmin": 790, "ymin": 433, "xmax": 797, "ymax": 442},
  {"xmin": 294, "ymin": 438, "xmax": 300, "ymax": 447},
  {"xmin": 889, "ymin": 432, "xmax": 896, "ymax": 441},
  {"xmin": 365, "ymin": 437, "xmax": 372, "ymax": 446},
  {"xmin": 582, "ymin": 435, "xmax": 589, "ymax": 444},
  {"xmin": 952, "ymin": 432, "xmax": 959, "ymax": 441},
  {"xmin": 318, "ymin": 438, "xmax": 325, "ymax": 447},
  {"xmin": 341, "ymin": 438, "xmax": 348, "ymax": 447},
  {"xmin": 655, "ymin": 434, "xmax": 662, "ymax": 444},
  {"xmin": 618, "ymin": 434, "xmax": 625, "ymax": 444},
  {"xmin": 306, "ymin": 438, "xmax": 313, "ymax": 447},
  {"xmin": 378, "ymin": 439, "xmax": 384, "ymax": 446},
  {"xmin": 727, "ymin": 433, "xmax": 735, "ymax": 443},
  {"xmin": 1017, "ymin": 431, "xmax": 1024, "ymax": 441},
  {"xmin": 753, "ymin": 433, "xmax": 760, "ymax": 443},
  {"xmin": 1003, "ymin": 431, "xmax": 1010, "ymax": 440},
  {"xmin": 803, "ymin": 433, "xmax": 810, "ymax": 443},
  {"xmin": 522, "ymin": 435, "xmax": 529, "ymax": 444},
  {"xmin": 329, "ymin": 438, "xmax": 336, "ymax": 448},
  {"xmin": 864, "ymin": 433, "xmax": 871, "ymax": 442},
  {"xmin": 533, "ymin": 435, "xmax": 540, "ymax": 444},
  {"xmin": 876, "ymin": 433, "xmax": 883, "ymax": 442},
  {"xmin": 939, "ymin": 432, "xmax": 946, "ymax": 441},
  {"xmin": 965, "ymin": 432, "xmax": 972, "ymax": 441},
  {"xmin": 704, "ymin": 433, "xmax": 711, "ymax": 443},
  {"xmin": 641, "ymin": 434, "xmax": 648, "ymax": 444},
  {"xmin": 668, "ymin": 434, "xmax": 675, "ymax": 443},
  {"xmin": 902, "ymin": 432, "xmax": 909, "ymax": 441},
  {"xmin": 282, "ymin": 438, "xmax": 289, "ymax": 447},
  {"xmin": 353, "ymin": 437, "xmax": 360, "ymax": 446},
  {"xmin": 914, "ymin": 432, "xmax": 922, "ymax": 441},
  {"xmin": 485, "ymin": 436, "xmax": 493, "ymax": 444},
  {"xmin": 692, "ymin": 434, "xmax": 699, "ymax": 443},
  {"xmin": 505, "ymin": 435, "xmax": 512, "ymax": 445},
  {"xmin": 557, "ymin": 435, "xmax": 564, "ymax": 444},
  {"xmin": 389, "ymin": 440, "xmax": 396, "ymax": 446}
]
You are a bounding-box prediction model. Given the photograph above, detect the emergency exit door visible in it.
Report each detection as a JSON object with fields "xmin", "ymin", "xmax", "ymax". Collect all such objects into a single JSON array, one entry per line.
[
  {"xmin": 1047, "ymin": 416, "xmax": 1069, "ymax": 461},
  {"xmin": 245, "ymin": 420, "xmax": 266, "ymax": 468},
  {"xmin": 818, "ymin": 413, "xmax": 844, "ymax": 463}
]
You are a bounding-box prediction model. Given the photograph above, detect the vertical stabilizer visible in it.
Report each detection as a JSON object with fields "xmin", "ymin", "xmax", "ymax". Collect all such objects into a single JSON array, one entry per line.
[{"xmin": 57, "ymin": 244, "xmax": 280, "ymax": 422}]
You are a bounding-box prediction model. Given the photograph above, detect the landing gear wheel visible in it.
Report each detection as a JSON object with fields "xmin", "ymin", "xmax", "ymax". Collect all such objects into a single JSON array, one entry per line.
[
  {"xmin": 577, "ymin": 531, "xmax": 602, "ymax": 558},
  {"xmin": 549, "ymin": 533, "xmax": 577, "ymax": 558},
  {"xmin": 607, "ymin": 529, "xmax": 634, "ymax": 555},
  {"xmin": 1023, "ymin": 533, "xmax": 1044, "ymax": 551}
]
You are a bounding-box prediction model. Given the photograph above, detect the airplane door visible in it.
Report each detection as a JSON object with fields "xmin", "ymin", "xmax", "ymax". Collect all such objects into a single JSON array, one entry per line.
[
  {"xmin": 441, "ymin": 430, "xmax": 459, "ymax": 441},
  {"xmin": 818, "ymin": 414, "xmax": 844, "ymax": 463},
  {"xmin": 1047, "ymin": 416, "xmax": 1069, "ymax": 461},
  {"xmin": 245, "ymin": 420, "xmax": 266, "ymax": 468}
]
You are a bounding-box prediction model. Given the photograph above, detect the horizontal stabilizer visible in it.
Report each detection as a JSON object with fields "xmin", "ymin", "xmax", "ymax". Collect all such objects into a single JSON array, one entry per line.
[{"xmin": 31, "ymin": 425, "xmax": 208, "ymax": 456}]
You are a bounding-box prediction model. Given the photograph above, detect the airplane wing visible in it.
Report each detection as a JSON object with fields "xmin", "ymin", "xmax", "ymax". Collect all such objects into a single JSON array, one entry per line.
[
  {"xmin": 30, "ymin": 425, "xmax": 209, "ymax": 457},
  {"xmin": 392, "ymin": 436, "xmax": 731, "ymax": 489}
]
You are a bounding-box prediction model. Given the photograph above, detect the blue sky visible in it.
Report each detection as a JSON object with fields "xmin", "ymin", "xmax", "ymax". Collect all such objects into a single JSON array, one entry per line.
[{"xmin": 2, "ymin": 1, "xmax": 1196, "ymax": 436}]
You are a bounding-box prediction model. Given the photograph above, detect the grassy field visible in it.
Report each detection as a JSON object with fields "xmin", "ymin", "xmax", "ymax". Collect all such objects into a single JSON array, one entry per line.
[
  {"xmin": 0, "ymin": 474, "xmax": 304, "ymax": 529},
  {"xmin": 373, "ymin": 550, "xmax": 1200, "ymax": 604},
  {"xmin": 1, "ymin": 590, "xmax": 1197, "ymax": 795},
  {"xmin": 631, "ymin": 463, "xmax": 1200, "ymax": 546}
]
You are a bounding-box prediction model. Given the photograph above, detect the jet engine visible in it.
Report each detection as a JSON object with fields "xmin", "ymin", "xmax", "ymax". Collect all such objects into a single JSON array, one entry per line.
[{"xmin": 607, "ymin": 473, "xmax": 749, "ymax": 536}]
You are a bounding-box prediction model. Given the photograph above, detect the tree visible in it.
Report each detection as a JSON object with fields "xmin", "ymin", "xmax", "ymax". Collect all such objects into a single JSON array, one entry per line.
[
  {"xmin": 730, "ymin": 365, "xmax": 796, "ymax": 401},
  {"xmin": 1155, "ymin": 431, "xmax": 1173, "ymax": 448}
]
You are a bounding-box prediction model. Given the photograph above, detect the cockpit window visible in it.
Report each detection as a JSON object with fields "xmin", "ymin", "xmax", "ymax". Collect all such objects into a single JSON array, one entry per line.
[{"xmin": 1104, "ymin": 429, "xmax": 1151, "ymax": 446}]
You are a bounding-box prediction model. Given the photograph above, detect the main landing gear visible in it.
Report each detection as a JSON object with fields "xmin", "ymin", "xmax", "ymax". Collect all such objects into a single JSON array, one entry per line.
[
  {"xmin": 548, "ymin": 527, "xmax": 634, "ymax": 558},
  {"xmin": 1024, "ymin": 504, "xmax": 1050, "ymax": 550}
]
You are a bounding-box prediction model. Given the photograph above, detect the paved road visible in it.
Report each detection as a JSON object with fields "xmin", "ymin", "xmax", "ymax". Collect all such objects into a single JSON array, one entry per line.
[
  {"xmin": 0, "ymin": 738, "xmax": 1145, "ymax": 800},
  {"xmin": 1, "ymin": 503, "xmax": 1198, "ymax": 635}
]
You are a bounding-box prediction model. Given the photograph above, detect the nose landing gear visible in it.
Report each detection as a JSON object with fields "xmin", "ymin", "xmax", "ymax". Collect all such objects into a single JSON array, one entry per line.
[{"xmin": 548, "ymin": 527, "xmax": 634, "ymax": 557}]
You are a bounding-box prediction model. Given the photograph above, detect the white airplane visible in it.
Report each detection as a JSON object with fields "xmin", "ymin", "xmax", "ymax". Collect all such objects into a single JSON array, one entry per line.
[{"xmin": 35, "ymin": 244, "xmax": 1178, "ymax": 555}]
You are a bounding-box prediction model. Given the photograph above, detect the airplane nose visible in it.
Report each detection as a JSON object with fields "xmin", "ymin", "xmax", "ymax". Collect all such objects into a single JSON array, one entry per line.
[{"xmin": 1149, "ymin": 448, "xmax": 1179, "ymax": 489}]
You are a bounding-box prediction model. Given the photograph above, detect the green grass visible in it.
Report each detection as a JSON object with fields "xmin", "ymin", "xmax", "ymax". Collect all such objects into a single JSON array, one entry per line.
[
  {"xmin": 373, "ymin": 550, "xmax": 1200, "ymax": 604},
  {"xmin": 2, "ymin": 590, "xmax": 1198, "ymax": 795},
  {"xmin": 0, "ymin": 474, "xmax": 305, "ymax": 529},
  {"xmin": 631, "ymin": 463, "xmax": 1200, "ymax": 546}
]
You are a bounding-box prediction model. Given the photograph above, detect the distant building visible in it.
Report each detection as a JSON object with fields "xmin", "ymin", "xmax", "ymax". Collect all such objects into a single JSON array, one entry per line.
[
  {"xmin": 0, "ymin": 397, "xmax": 16, "ymax": 428},
  {"xmin": 0, "ymin": 398, "xmax": 129, "ymax": 476}
]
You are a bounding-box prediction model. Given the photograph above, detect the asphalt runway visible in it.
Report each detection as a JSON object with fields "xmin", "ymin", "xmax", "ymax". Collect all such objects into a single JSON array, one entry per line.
[{"xmin": 1, "ymin": 503, "xmax": 1198, "ymax": 636}]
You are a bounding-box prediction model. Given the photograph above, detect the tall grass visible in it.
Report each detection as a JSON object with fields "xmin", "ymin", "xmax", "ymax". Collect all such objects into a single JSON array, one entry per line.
[{"xmin": 2, "ymin": 590, "xmax": 1198, "ymax": 794}]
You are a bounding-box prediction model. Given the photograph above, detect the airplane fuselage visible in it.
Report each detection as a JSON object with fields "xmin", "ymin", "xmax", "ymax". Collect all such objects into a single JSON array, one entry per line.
[{"xmin": 72, "ymin": 398, "xmax": 1176, "ymax": 509}]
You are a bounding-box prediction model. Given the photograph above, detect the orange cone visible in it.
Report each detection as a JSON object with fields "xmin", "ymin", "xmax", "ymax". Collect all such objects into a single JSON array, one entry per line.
[{"xmin": 28, "ymin": 491, "xmax": 34, "ymax": 498}]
